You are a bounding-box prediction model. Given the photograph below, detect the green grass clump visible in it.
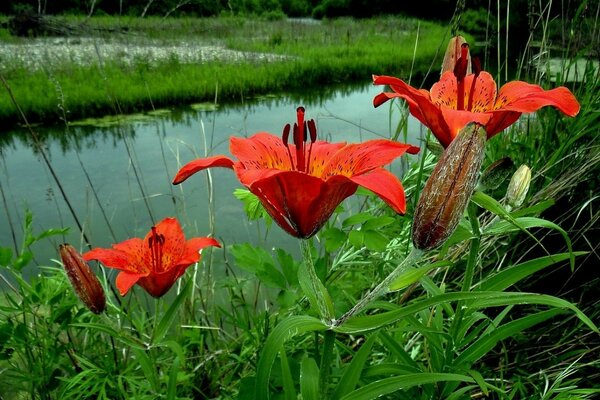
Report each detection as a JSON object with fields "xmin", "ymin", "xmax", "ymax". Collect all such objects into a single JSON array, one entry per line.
[{"xmin": 0, "ymin": 16, "xmax": 450, "ymax": 126}]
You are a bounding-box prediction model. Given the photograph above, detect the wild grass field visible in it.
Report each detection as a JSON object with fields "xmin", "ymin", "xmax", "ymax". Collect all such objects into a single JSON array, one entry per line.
[{"xmin": 0, "ymin": 2, "xmax": 599, "ymax": 399}]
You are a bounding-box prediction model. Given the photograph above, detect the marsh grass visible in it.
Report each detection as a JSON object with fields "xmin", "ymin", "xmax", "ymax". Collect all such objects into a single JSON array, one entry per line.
[{"xmin": 0, "ymin": 16, "xmax": 449, "ymax": 126}]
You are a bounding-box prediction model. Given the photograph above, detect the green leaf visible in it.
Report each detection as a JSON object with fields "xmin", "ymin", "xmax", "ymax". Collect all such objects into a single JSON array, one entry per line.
[
  {"xmin": 388, "ymin": 261, "xmax": 452, "ymax": 292},
  {"xmin": 321, "ymin": 227, "xmax": 347, "ymax": 253},
  {"xmin": 483, "ymin": 217, "xmax": 574, "ymax": 268},
  {"xmin": 132, "ymin": 347, "xmax": 159, "ymax": 391},
  {"xmin": 362, "ymin": 216, "xmax": 395, "ymax": 231},
  {"xmin": 453, "ymin": 309, "xmax": 564, "ymax": 366},
  {"xmin": 152, "ymin": 277, "xmax": 193, "ymax": 344},
  {"xmin": 300, "ymin": 358, "xmax": 320, "ymax": 400},
  {"xmin": 35, "ymin": 227, "xmax": 69, "ymax": 241},
  {"xmin": 334, "ymin": 292, "xmax": 597, "ymax": 334},
  {"xmin": 339, "ymin": 373, "xmax": 476, "ymax": 400},
  {"xmin": 233, "ymin": 188, "xmax": 271, "ymax": 223},
  {"xmin": 473, "ymin": 191, "xmax": 574, "ymax": 269},
  {"xmin": 276, "ymin": 248, "xmax": 299, "ymax": 287},
  {"xmin": 166, "ymin": 356, "xmax": 180, "ymax": 400},
  {"xmin": 332, "ymin": 333, "xmax": 378, "ymax": 400},
  {"xmin": 255, "ymin": 316, "xmax": 327, "ymax": 400},
  {"xmin": 479, "ymin": 252, "xmax": 586, "ymax": 292},
  {"xmin": 348, "ymin": 230, "xmax": 364, "ymax": 248},
  {"xmin": 342, "ymin": 213, "xmax": 374, "ymax": 228},
  {"xmin": 231, "ymin": 243, "xmax": 287, "ymax": 289},
  {"xmin": 363, "ymin": 230, "xmax": 389, "ymax": 252},
  {"xmin": 0, "ymin": 247, "xmax": 12, "ymax": 267},
  {"xmin": 279, "ymin": 347, "xmax": 296, "ymax": 400}
]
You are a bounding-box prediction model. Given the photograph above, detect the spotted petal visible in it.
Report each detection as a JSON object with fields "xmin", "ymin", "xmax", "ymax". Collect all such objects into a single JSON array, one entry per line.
[
  {"xmin": 495, "ymin": 81, "xmax": 580, "ymax": 116},
  {"xmin": 230, "ymin": 133, "xmax": 294, "ymax": 171},
  {"xmin": 321, "ymin": 140, "xmax": 419, "ymax": 179}
]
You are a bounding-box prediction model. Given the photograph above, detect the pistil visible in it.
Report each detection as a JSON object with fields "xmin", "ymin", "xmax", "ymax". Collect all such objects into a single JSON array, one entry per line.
[
  {"xmin": 148, "ymin": 226, "xmax": 165, "ymax": 272},
  {"xmin": 453, "ymin": 43, "xmax": 469, "ymax": 111}
]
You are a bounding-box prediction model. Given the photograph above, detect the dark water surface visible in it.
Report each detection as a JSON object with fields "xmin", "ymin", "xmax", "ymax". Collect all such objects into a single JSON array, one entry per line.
[{"xmin": 0, "ymin": 84, "xmax": 422, "ymax": 270}]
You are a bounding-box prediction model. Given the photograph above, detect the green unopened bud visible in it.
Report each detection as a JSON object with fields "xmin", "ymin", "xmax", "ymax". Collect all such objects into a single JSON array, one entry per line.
[
  {"xmin": 413, "ymin": 123, "xmax": 487, "ymax": 250},
  {"xmin": 441, "ymin": 35, "xmax": 472, "ymax": 76},
  {"xmin": 59, "ymin": 244, "xmax": 106, "ymax": 314},
  {"xmin": 506, "ymin": 164, "xmax": 531, "ymax": 208},
  {"xmin": 479, "ymin": 157, "xmax": 514, "ymax": 192}
]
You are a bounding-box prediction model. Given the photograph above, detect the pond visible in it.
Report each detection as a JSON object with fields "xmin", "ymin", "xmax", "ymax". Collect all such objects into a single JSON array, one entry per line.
[{"xmin": 0, "ymin": 83, "xmax": 424, "ymax": 270}]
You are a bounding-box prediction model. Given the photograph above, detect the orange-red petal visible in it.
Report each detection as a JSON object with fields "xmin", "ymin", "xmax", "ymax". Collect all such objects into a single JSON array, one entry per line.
[
  {"xmin": 115, "ymin": 271, "xmax": 146, "ymax": 296},
  {"xmin": 248, "ymin": 171, "xmax": 356, "ymax": 238},
  {"xmin": 321, "ymin": 140, "xmax": 419, "ymax": 179},
  {"xmin": 439, "ymin": 108, "xmax": 492, "ymax": 143},
  {"xmin": 349, "ymin": 168, "xmax": 408, "ymax": 214},
  {"xmin": 495, "ymin": 81, "xmax": 580, "ymax": 116},
  {"xmin": 373, "ymin": 75, "xmax": 452, "ymax": 148},
  {"xmin": 173, "ymin": 155, "xmax": 235, "ymax": 185},
  {"xmin": 230, "ymin": 133, "xmax": 293, "ymax": 171}
]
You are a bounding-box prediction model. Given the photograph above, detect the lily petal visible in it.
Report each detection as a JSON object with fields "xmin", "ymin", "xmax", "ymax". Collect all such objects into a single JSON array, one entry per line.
[
  {"xmin": 495, "ymin": 81, "xmax": 580, "ymax": 116},
  {"xmin": 349, "ymin": 168, "xmax": 408, "ymax": 214},
  {"xmin": 439, "ymin": 108, "xmax": 492, "ymax": 144},
  {"xmin": 373, "ymin": 75, "xmax": 452, "ymax": 147},
  {"xmin": 178, "ymin": 237, "xmax": 221, "ymax": 267},
  {"xmin": 84, "ymin": 245, "xmax": 138, "ymax": 273},
  {"xmin": 115, "ymin": 271, "xmax": 145, "ymax": 296},
  {"xmin": 231, "ymin": 133, "xmax": 294, "ymax": 171},
  {"xmin": 172, "ymin": 155, "xmax": 235, "ymax": 185},
  {"xmin": 249, "ymin": 171, "xmax": 356, "ymax": 238},
  {"xmin": 322, "ymin": 140, "xmax": 419, "ymax": 178}
]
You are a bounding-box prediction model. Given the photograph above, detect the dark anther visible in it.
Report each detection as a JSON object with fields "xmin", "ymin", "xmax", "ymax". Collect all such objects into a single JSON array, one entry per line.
[
  {"xmin": 282, "ymin": 123, "xmax": 291, "ymax": 144},
  {"xmin": 308, "ymin": 119, "xmax": 317, "ymax": 143}
]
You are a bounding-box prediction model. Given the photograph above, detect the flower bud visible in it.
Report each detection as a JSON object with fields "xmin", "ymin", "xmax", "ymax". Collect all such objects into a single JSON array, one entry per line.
[
  {"xmin": 506, "ymin": 164, "xmax": 531, "ymax": 209},
  {"xmin": 413, "ymin": 123, "xmax": 487, "ymax": 250},
  {"xmin": 479, "ymin": 157, "xmax": 514, "ymax": 192},
  {"xmin": 441, "ymin": 35, "xmax": 472, "ymax": 76},
  {"xmin": 59, "ymin": 244, "xmax": 106, "ymax": 314}
]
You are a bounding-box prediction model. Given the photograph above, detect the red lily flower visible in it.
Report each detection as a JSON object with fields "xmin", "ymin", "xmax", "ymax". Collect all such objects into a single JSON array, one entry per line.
[
  {"xmin": 173, "ymin": 107, "xmax": 419, "ymax": 239},
  {"xmin": 83, "ymin": 218, "xmax": 220, "ymax": 298},
  {"xmin": 373, "ymin": 44, "xmax": 580, "ymax": 147}
]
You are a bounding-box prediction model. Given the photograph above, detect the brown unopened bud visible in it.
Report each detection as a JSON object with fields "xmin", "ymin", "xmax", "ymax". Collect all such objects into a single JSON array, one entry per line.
[
  {"xmin": 413, "ymin": 123, "xmax": 487, "ymax": 250},
  {"xmin": 441, "ymin": 36, "xmax": 472, "ymax": 76},
  {"xmin": 59, "ymin": 244, "xmax": 106, "ymax": 314},
  {"xmin": 479, "ymin": 157, "xmax": 514, "ymax": 191},
  {"xmin": 506, "ymin": 164, "xmax": 531, "ymax": 208}
]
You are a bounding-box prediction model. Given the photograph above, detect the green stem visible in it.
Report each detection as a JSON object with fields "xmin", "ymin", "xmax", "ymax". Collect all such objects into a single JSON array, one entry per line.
[
  {"xmin": 449, "ymin": 203, "xmax": 481, "ymax": 344},
  {"xmin": 462, "ymin": 203, "xmax": 481, "ymax": 292},
  {"xmin": 300, "ymin": 239, "xmax": 333, "ymax": 322},
  {"xmin": 319, "ymin": 330, "xmax": 335, "ymax": 396},
  {"xmin": 334, "ymin": 247, "xmax": 423, "ymax": 327}
]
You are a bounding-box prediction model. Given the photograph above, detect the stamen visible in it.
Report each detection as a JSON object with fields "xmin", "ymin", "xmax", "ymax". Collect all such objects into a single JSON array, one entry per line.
[
  {"xmin": 148, "ymin": 226, "xmax": 165, "ymax": 272},
  {"xmin": 467, "ymin": 57, "xmax": 482, "ymax": 111},
  {"xmin": 305, "ymin": 119, "xmax": 317, "ymax": 173},
  {"xmin": 282, "ymin": 123, "xmax": 295, "ymax": 169}
]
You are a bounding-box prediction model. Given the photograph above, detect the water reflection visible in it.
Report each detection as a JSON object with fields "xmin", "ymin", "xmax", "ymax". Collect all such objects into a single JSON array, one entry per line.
[{"xmin": 0, "ymin": 83, "xmax": 423, "ymax": 269}]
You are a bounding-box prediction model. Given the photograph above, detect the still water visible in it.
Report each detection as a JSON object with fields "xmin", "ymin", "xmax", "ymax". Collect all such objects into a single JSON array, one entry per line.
[{"xmin": 0, "ymin": 84, "xmax": 422, "ymax": 268}]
